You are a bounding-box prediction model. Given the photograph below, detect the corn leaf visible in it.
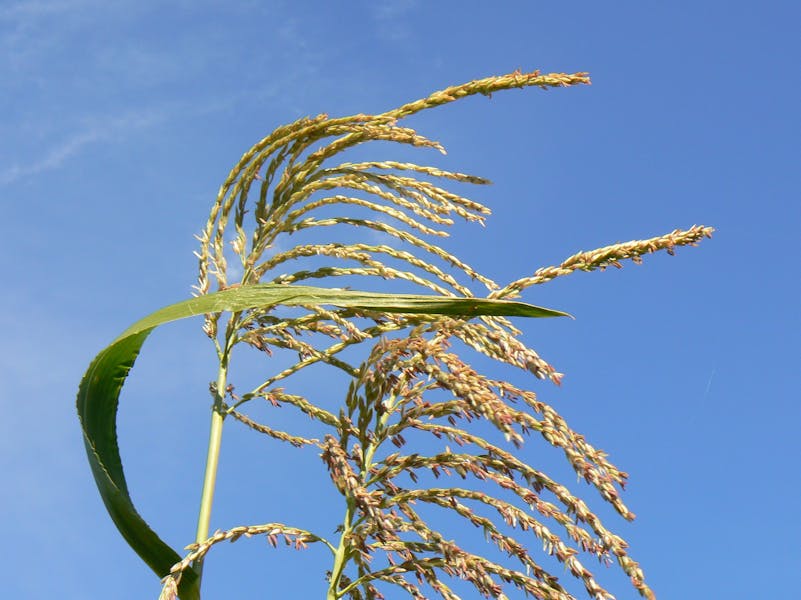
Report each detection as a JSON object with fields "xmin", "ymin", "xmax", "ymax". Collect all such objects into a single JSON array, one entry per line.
[{"xmin": 76, "ymin": 284, "xmax": 569, "ymax": 599}]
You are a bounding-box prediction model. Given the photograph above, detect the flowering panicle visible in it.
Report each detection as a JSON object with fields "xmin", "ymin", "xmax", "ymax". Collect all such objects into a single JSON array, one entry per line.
[{"xmin": 162, "ymin": 70, "xmax": 712, "ymax": 599}]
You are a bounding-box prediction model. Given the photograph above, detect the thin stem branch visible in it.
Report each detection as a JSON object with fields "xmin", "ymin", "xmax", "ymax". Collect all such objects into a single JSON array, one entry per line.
[{"xmin": 327, "ymin": 391, "xmax": 399, "ymax": 599}]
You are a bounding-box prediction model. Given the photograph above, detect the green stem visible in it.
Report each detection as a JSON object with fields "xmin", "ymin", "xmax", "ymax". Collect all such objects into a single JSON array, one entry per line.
[
  {"xmin": 327, "ymin": 500, "xmax": 354, "ymax": 600},
  {"xmin": 192, "ymin": 353, "xmax": 230, "ymax": 579},
  {"xmin": 327, "ymin": 394, "xmax": 397, "ymax": 598}
]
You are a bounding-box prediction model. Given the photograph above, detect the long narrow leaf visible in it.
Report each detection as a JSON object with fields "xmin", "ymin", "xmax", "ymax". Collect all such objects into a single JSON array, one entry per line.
[
  {"xmin": 118, "ymin": 284, "xmax": 570, "ymax": 340},
  {"xmin": 77, "ymin": 284, "xmax": 569, "ymax": 599}
]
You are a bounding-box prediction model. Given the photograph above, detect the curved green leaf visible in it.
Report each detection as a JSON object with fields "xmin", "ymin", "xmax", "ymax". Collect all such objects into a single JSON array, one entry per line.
[{"xmin": 77, "ymin": 284, "xmax": 569, "ymax": 599}]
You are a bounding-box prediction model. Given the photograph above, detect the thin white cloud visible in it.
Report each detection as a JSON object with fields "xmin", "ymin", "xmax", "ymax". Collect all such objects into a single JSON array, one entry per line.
[
  {"xmin": 0, "ymin": 130, "xmax": 97, "ymax": 185},
  {"xmin": 370, "ymin": 0, "xmax": 419, "ymax": 41},
  {"xmin": 0, "ymin": 109, "xmax": 161, "ymax": 185},
  {"xmin": 0, "ymin": 0, "xmax": 99, "ymax": 20},
  {"xmin": 0, "ymin": 1, "xmax": 327, "ymax": 186},
  {"xmin": 371, "ymin": 0, "xmax": 418, "ymax": 21},
  {"xmin": 0, "ymin": 85, "xmax": 302, "ymax": 186},
  {"xmin": 0, "ymin": 0, "xmax": 108, "ymax": 85}
]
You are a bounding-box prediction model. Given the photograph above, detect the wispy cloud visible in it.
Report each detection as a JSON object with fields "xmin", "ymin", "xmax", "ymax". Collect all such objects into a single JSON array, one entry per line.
[
  {"xmin": 0, "ymin": 0, "xmax": 100, "ymax": 20},
  {"xmin": 0, "ymin": 1, "xmax": 332, "ymax": 186},
  {"xmin": 0, "ymin": 0, "xmax": 96, "ymax": 77},
  {"xmin": 370, "ymin": 0, "xmax": 419, "ymax": 42},
  {"xmin": 0, "ymin": 130, "xmax": 99, "ymax": 185},
  {"xmin": 0, "ymin": 109, "xmax": 161, "ymax": 185}
]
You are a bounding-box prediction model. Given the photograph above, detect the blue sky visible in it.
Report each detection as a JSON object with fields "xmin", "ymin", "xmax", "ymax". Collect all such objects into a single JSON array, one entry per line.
[{"xmin": 2, "ymin": 1, "xmax": 799, "ymax": 598}]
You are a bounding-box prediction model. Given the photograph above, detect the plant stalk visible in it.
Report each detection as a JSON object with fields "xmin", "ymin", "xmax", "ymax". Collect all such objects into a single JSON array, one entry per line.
[
  {"xmin": 192, "ymin": 354, "xmax": 230, "ymax": 579},
  {"xmin": 327, "ymin": 499, "xmax": 354, "ymax": 600}
]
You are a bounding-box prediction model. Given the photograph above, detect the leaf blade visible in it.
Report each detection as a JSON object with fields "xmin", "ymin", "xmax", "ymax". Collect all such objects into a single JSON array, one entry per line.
[
  {"xmin": 77, "ymin": 284, "xmax": 569, "ymax": 599},
  {"xmin": 117, "ymin": 284, "xmax": 571, "ymax": 341}
]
